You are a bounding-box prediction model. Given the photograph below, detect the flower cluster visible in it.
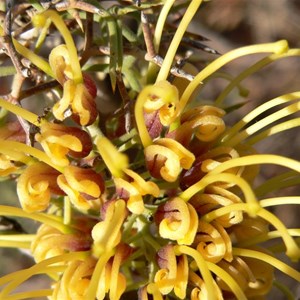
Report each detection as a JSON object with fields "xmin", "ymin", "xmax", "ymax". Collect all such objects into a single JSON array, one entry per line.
[{"xmin": 0, "ymin": 1, "xmax": 300, "ymax": 300}]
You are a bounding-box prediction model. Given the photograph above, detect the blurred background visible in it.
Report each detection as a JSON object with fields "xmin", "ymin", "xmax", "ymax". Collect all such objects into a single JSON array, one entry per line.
[{"xmin": 1, "ymin": 0, "xmax": 300, "ymax": 299}]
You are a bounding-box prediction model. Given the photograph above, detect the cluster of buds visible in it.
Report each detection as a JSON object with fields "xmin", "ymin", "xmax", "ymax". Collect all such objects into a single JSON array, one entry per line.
[{"xmin": 0, "ymin": 2, "xmax": 300, "ymax": 300}]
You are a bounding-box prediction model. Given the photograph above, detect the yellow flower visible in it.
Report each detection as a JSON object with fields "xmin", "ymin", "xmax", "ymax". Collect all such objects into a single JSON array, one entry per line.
[
  {"xmin": 31, "ymin": 223, "xmax": 93, "ymax": 263},
  {"xmin": 50, "ymin": 45, "xmax": 98, "ymax": 126},
  {"xmin": 114, "ymin": 169, "xmax": 160, "ymax": 214},
  {"xmin": 145, "ymin": 138, "xmax": 195, "ymax": 182},
  {"xmin": 155, "ymin": 197, "xmax": 198, "ymax": 245},
  {"xmin": 0, "ymin": 122, "xmax": 26, "ymax": 176},
  {"xmin": 91, "ymin": 200, "xmax": 127, "ymax": 257},
  {"xmin": 36, "ymin": 122, "xmax": 93, "ymax": 167},
  {"xmin": 154, "ymin": 245, "xmax": 189, "ymax": 299},
  {"xmin": 17, "ymin": 162, "xmax": 63, "ymax": 212},
  {"xmin": 57, "ymin": 165, "xmax": 105, "ymax": 211}
]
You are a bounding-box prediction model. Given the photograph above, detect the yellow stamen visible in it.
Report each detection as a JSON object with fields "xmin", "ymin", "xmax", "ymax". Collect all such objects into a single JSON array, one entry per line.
[
  {"xmin": 174, "ymin": 245, "xmax": 216, "ymax": 300},
  {"xmin": 180, "ymin": 173, "xmax": 260, "ymax": 216},
  {"xmin": 96, "ymin": 136, "xmax": 129, "ymax": 178},
  {"xmin": 179, "ymin": 40, "xmax": 289, "ymax": 115},
  {"xmin": 156, "ymin": 0, "xmax": 204, "ymax": 82},
  {"xmin": 221, "ymin": 91, "xmax": 300, "ymax": 144},
  {"xmin": 233, "ymin": 248, "xmax": 300, "ymax": 281},
  {"xmin": 207, "ymin": 261, "xmax": 247, "ymax": 300},
  {"xmin": 0, "ymin": 205, "xmax": 70, "ymax": 234},
  {"xmin": 0, "ymin": 251, "xmax": 88, "ymax": 298},
  {"xmin": 247, "ymin": 117, "xmax": 300, "ymax": 145},
  {"xmin": 0, "ymin": 98, "xmax": 39, "ymax": 125},
  {"xmin": 85, "ymin": 248, "xmax": 115, "ymax": 299},
  {"xmin": 202, "ymin": 203, "xmax": 300, "ymax": 261},
  {"xmin": 13, "ymin": 40, "xmax": 54, "ymax": 78},
  {"xmin": 0, "ymin": 140, "xmax": 64, "ymax": 172},
  {"xmin": 215, "ymin": 49, "xmax": 300, "ymax": 105},
  {"xmin": 223, "ymin": 100, "xmax": 300, "ymax": 147},
  {"xmin": 40, "ymin": 10, "xmax": 82, "ymax": 84},
  {"xmin": 0, "ymin": 234, "xmax": 35, "ymax": 249}
]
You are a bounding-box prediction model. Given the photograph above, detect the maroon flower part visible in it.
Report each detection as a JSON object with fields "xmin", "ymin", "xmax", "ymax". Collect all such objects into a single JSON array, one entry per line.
[
  {"xmin": 57, "ymin": 165, "xmax": 105, "ymax": 211},
  {"xmin": 144, "ymin": 110, "xmax": 163, "ymax": 139},
  {"xmin": 174, "ymin": 105, "xmax": 225, "ymax": 146},
  {"xmin": 154, "ymin": 245, "xmax": 189, "ymax": 298},
  {"xmin": 0, "ymin": 121, "xmax": 26, "ymax": 142},
  {"xmin": 49, "ymin": 44, "xmax": 98, "ymax": 126},
  {"xmin": 17, "ymin": 162, "xmax": 64, "ymax": 212},
  {"xmin": 180, "ymin": 146, "xmax": 241, "ymax": 190},
  {"xmin": 36, "ymin": 122, "xmax": 93, "ymax": 166},
  {"xmin": 31, "ymin": 223, "xmax": 93, "ymax": 263}
]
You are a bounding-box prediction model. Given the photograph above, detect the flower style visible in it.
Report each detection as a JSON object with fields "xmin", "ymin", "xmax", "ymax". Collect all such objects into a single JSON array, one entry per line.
[
  {"xmin": 36, "ymin": 122, "xmax": 93, "ymax": 167},
  {"xmin": 17, "ymin": 162, "xmax": 63, "ymax": 212}
]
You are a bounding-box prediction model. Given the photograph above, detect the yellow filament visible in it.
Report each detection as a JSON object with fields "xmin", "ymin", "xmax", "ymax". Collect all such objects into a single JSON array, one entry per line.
[
  {"xmin": 233, "ymin": 248, "xmax": 300, "ymax": 281},
  {"xmin": 221, "ymin": 91, "xmax": 300, "ymax": 143},
  {"xmin": 0, "ymin": 205, "xmax": 70, "ymax": 234},
  {"xmin": 134, "ymin": 85, "xmax": 156, "ymax": 147},
  {"xmin": 207, "ymin": 262, "xmax": 247, "ymax": 300},
  {"xmin": 96, "ymin": 136, "xmax": 128, "ymax": 178},
  {"xmin": 180, "ymin": 173, "xmax": 260, "ymax": 216},
  {"xmin": 0, "ymin": 234, "xmax": 35, "ymax": 249},
  {"xmin": 0, "ymin": 251, "xmax": 88, "ymax": 297},
  {"xmin": 208, "ymin": 154, "xmax": 300, "ymax": 177},
  {"xmin": 147, "ymin": 283, "xmax": 164, "ymax": 300},
  {"xmin": 156, "ymin": 0, "xmax": 203, "ymax": 82},
  {"xmin": 237, "ymin": 229, "xmax": 300, "ymax": 248},
  {"xmin": 0, "ymin": 98, "xmax": 39, "ymax": 125},
  {"xmin": 224, "ymin": 101, "xmax": 300, "ymax": 147},
  {"xmin": 154, "ymin": 0, "xmax": 175, "ymax": 51},
  {"xmin": 202, "ymin": 203, "xmax": 300, "ymax": 261},
  {"xmin": 215, "ymin": 49, "xmax": 300, "ymax": 105},
  {"xmin": 258, "ymin": 209, "xmax": 300, "ymax": 261},
  {"xmin": 41, "ymin": 10, "xmax": 82, "ymax": 84},
  {"xmin": 174, "ymin": 245, "xmax": 216, "ymax": 300},
  {"xmin": 85, "ymin": 248, "xmax": 115, "ymax": 299},
  {"xmin": 13, "ymin": 40, "xmax": 54, "ymax": 78},
  {"xmin": 255, "ymin": 171, "xmax": 299, "ymax": 197},
  {"xmin": 260, "ymin": 196, "xmax": 300, "ymax": 207},
  {"xmin": 5, "ymin": 289, "xmax": 52, "ymax": 300},
  {"xmin": 0, "ymin": 140, "xmax": 63, "ymax": 172},
  {"xmin": 179, "ymin": 40, "xmax": 289, "ymax": 115},
  {"xmin": 247, "ymin": 117, "xmax": 300, "ymax": 145}
]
